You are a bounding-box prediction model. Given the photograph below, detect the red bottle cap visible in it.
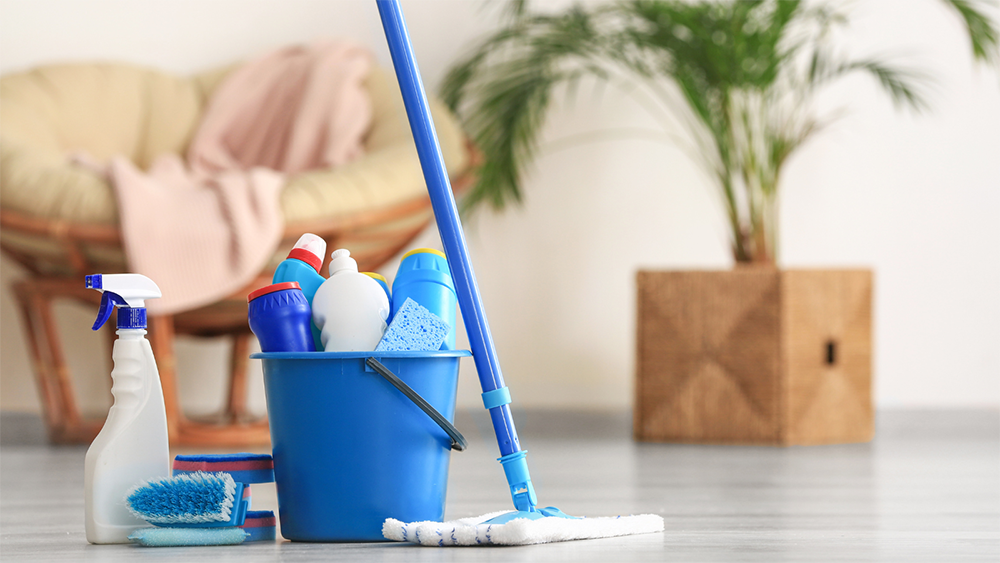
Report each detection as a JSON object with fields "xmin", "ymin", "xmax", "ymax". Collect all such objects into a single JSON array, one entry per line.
[
  {"xmin": 287, "ymin": 248, "xmax": 322, "ymax": 273},
  {"xmin": 248, "ymin": 281, "xmax": 302, "ymax": 302}
]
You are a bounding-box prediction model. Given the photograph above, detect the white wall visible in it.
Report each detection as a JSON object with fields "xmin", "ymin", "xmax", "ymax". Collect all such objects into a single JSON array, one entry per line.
[{"xmin": 1, "ymin": 0, "xmax": 997, "ymax": 418}]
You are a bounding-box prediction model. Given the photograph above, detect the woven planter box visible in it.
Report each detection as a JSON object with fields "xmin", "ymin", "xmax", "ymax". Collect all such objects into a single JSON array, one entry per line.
[{"xmin": 634, "ymin": 269, "xmax": 873, "ymax": 445}]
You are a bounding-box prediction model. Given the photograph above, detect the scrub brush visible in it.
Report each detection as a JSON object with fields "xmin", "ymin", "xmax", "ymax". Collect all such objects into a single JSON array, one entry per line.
[
  {"xmin": 125, "ymin": 471, "xmax": 251, "ymax": 547},
  {"xmin": 126, "ymin": 471, "xmax": 249, "ymax": 526}
]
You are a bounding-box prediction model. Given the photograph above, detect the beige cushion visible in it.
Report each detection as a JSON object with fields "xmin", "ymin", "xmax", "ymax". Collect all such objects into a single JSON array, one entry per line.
[{"xmin": 0, "ymin": 61, "xmax": 470, "ymax": 227}]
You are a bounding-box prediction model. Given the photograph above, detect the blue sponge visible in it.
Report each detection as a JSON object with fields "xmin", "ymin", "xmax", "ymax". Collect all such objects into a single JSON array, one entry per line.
[
  {"xmin": 375, "ymin": 298, "xmax": 451, "ymax": 352},
  {"xmin": 241, "ymin": 510, "xmax": 277, "ymax": 542},
  {"xmin": 172, "ymin": 453, "xmax": 274, "ymax": 484},
  {"xmin": 128, "ymin": 527, "xmax": 247, "ymax": 547}
]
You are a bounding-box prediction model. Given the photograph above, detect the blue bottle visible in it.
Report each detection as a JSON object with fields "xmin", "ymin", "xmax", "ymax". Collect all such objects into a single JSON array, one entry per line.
[
  {"xmin": 272, "ymin": 233, "xmax": 327, "ymax": 350},
  {"xmin": 391, "ymin": 248, "xmax": 457, "ymax": 349},
  {"xmin": 248, "ymin": 282, "xmax": 315, "ymax": 352}
]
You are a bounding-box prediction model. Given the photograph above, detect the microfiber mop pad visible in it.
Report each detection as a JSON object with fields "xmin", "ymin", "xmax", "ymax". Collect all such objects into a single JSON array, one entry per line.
[{"xmin": 383, "ymin": 511, "xmax": 664, "ymax": 546}]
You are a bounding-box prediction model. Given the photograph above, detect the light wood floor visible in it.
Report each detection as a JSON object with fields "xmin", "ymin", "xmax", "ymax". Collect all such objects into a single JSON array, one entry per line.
[{"xmin": 1, "ymin": 409, "xmax": 997, "ymax": 562}]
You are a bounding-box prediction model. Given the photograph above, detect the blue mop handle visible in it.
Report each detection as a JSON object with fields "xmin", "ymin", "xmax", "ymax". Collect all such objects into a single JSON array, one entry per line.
[{"xmin": 376, "ymin": 0, "xmax": 537, "ymax": 512}]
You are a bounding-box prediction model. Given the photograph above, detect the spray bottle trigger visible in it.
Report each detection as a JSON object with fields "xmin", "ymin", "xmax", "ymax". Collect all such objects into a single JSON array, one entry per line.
[{"xmin": 92, "ymin": 291, "xmax": 127, "ymax": 331}]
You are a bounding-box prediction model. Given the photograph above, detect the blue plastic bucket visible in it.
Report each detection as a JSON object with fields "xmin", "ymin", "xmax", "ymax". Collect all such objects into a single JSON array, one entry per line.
[{"xmin": 251, "ymin": 350, "xmax": 470, "ymax": 541}]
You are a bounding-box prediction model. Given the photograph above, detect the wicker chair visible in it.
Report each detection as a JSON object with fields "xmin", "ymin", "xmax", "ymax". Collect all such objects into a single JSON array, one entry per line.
[{"xmin": 0, "ymin": 62, "xmax": 476, "ymax": 446}]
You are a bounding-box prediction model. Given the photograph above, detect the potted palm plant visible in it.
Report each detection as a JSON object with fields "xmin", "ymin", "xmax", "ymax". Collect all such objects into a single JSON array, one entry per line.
[{"xmin": 442, "ymin": 0, "xmax": 998, "ymax": 444}]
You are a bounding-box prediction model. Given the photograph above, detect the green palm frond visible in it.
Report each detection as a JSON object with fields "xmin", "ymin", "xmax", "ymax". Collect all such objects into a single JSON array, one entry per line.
[
  {"xmin": 943, "ymin": 0, "xmax": 1000, "ymax": 65},
  {"xmin": 443, "ymin": 0, "xmax": 998, "ymax": 261},
  {"xmin": 850, "ymin": 59, "xmax": 931, "ymax": 111},
  {"xmin": 503, "ymin": 0, "xmax": 529, "ymax": 21},
  {"xmin": 801, "ymin": 48, "xmax": 932, "ymax": 111},
  {"xmin": 442, "ymin": 5, "xmax": 622, "ymax": 211}
]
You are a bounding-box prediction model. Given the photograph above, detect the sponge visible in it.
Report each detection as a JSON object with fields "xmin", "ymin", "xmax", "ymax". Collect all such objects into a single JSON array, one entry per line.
[
  {"xmin": 172, "ymin": 453, "xmax": 274, "ymax": 484},
  {"xmin": 375, "ymin": 298, "xmax": 450, "ymax": 352},
  {"xmin": 241, "ymin": 510, "xmax": 277, "ymax": 542},
  {"xmin": 128, "ymin": 527, "xmax": 247, "ymax": 547}
]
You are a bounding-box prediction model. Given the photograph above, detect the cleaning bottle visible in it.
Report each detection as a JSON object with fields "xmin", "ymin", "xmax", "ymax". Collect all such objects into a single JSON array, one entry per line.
[
  {"xmin": 83, "ymin": 273, "xmax": 170, "ymax": 544},
  {"xmin": 362, "ymin": 272, "xmax": 392, "ymax": 321},
  {"xmin": 392, "ymin": 248, "xmax": 457, "ymax": 349},
  {"xmin": 312, "ymin": 249, "xmax": 390, "ymax": 351},
  {"xmin": 272, "ymin": 233, "xmax": 327, "ymax": 350},
  {"xmin": 248, "ymin": 282, "xmax": 316, "ymax": 352}
]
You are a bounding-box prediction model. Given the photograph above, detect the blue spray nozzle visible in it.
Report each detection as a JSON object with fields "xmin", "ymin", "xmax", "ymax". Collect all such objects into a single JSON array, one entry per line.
[
  {"xmin": 92, "ymin": 291, "xmax": 128, "ymax": 331},
  {"xmin": 86, "ymin": 273, "xmax": 160, "ymax": 330}
]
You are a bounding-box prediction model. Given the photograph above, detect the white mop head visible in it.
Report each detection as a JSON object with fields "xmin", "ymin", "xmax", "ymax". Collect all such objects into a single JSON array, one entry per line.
[{"xmin": 383, "ymin": 511, "xmax": 664, "ymax": 546}]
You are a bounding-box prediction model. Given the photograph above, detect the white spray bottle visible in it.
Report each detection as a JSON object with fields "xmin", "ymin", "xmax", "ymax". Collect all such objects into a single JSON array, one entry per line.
[{"xmin": 83, "ymin": 274, "xmax": 170, "ymax": 544}]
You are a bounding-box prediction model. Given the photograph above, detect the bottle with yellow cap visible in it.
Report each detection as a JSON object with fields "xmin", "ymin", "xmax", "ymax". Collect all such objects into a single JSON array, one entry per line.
[
  {"xmin": 362, "ymin": 272, "xmax": 392, "ymax": 321},
  {"xmin": 391, "ymin": 248, "xmax": 457, "ymax": 349}
]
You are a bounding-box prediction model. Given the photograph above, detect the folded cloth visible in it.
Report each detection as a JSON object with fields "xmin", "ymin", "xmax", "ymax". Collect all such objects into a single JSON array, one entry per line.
[
  {"xmin": 103, "ymin": 40, "xmax": 372, "ymax": 314},
  {"xmin": 382, "ymin": 511, "xmax": 664, "ymax": 546}
]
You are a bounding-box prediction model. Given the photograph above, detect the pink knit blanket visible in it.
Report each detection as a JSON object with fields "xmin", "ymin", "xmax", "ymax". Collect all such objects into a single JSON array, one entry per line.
[{"xmin": 107, "ymin": 40, "xmax": 371, "ymax": 314}]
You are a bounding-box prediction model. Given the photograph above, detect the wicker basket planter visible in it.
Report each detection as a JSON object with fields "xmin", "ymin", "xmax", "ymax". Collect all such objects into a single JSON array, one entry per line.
[{"xmin": 634, "ymin": 268, "xmax": 873, "ymax": 445}]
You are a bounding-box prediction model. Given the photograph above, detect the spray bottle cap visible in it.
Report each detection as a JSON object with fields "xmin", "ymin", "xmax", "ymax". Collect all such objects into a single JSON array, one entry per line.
[
  {"xmin": 85, "ymin": 274, "xmax": 161, "ymax": 330},
  {"xmin": 286, "ymin": 233, "xmax": 326, "ymax": 273},
  {"xmin": 328, "ymin": 249, "xmax": 358, "ymax": 276}
]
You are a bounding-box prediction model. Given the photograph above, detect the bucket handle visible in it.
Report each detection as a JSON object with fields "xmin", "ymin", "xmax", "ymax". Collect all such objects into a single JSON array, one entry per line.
[{"xmin": 365, "ymin": 357, "xmax": 467, "ymax": 451}]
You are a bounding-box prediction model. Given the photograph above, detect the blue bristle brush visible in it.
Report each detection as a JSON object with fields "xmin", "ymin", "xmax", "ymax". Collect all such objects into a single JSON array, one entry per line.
[
  {"xmin": 125, "ymin": 471, "xmax": 251, "ymax": 547},
  {"xmin": 123, "ymin": 453, "xmax": 275, "ymax": 546},
  {"xmin": 126, "ymin": 471, "xmax": 249, "ymax": 527}
]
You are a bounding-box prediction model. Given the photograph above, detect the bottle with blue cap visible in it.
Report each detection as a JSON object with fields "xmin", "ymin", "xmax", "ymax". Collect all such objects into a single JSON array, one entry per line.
[
  {"xmin": 392, "ymin": 248, "xmax": 457, "ymax": 349},
  {"xmin": 83, "ymin": 273, "xmax": 170, "ymax": 544}
]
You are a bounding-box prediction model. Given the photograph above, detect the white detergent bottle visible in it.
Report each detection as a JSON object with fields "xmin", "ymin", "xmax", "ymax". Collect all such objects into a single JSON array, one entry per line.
[
  {"xmin": 312, "ymin": 249, "xmax": 390, "ymax": 351},
  {"xmin": 83, "ymin": 274, "xmax": 170, "ymax": 544}
]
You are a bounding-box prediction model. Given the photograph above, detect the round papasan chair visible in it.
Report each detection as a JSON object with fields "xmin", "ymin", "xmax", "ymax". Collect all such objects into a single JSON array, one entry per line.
[{"xmin": 0, "ymin": 62, "xmax": 476, "ymax": 445}]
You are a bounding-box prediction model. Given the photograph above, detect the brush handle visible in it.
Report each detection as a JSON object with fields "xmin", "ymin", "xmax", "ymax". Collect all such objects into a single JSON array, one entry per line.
[{"xmin": 375, "ymin": 0, "xmax": 522, "ymax": 458}]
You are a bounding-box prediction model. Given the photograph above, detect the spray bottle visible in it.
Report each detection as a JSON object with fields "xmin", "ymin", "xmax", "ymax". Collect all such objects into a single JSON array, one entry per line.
[{"xmin": 83, "ymin": 274, "xmax": 170, "ymax": 544}]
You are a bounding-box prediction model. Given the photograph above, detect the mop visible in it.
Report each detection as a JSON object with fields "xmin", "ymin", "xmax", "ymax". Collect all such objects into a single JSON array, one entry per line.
[{"xmin": 375, "ymin": 0, "xmax": 664, "ymax": 546}]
